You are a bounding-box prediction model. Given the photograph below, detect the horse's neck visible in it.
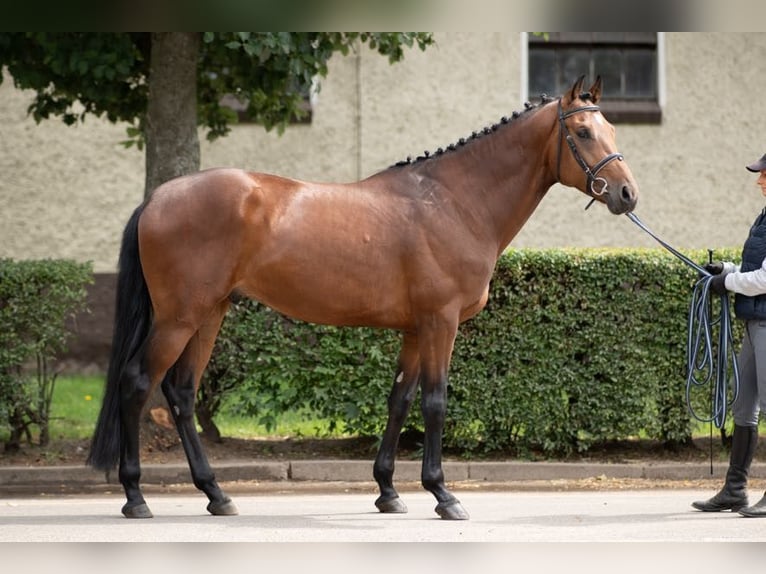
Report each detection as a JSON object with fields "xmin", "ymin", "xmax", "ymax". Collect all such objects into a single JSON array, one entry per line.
[{"xmin": 419, "ymin": 109, "xmax": 557, "ymax": 255}]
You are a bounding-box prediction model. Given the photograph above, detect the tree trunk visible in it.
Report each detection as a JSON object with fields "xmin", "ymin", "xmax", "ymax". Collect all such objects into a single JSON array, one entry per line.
[
  {"xmin": 140, "ymin": 32, "xmax": 202, "ymax": 450},
  {"xmin": 144, "ymin": 32, "xmax": 201, "ymax": 197}
]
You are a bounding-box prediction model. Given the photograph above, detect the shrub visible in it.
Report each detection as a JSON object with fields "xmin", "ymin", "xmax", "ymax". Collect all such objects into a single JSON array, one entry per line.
[
  {"xmin": 0, "ymin": 259, "xmax": 92, "ymax": 450},
  {"xmin": 199, "ymin": 301, "xmax": 399, "ymax": 439},
  {"xmin": 202, "ymin": 248, "xmax": 741, "ymax": 456}
]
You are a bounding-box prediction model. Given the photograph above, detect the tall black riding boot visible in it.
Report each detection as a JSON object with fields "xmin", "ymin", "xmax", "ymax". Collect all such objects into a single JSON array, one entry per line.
[
  {"xmin": 739, "ymin": 491, "xmax": 766, "ymax": 517},
  {"xmin": 692, "ymin": 424, "xmax": 758, "ymax": 512}
]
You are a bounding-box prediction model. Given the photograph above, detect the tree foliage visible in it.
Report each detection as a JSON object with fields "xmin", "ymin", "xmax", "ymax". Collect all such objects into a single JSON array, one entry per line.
[
  {"xmin": 0, "ymin": 32, "xmax": 434, "ymax": 147},
  {"xmin": 0, "ymin": 31, "xmax": 434, "ymax": 446}
]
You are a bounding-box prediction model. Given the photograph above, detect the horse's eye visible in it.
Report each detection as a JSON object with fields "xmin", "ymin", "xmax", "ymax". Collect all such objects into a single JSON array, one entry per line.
[{"xmin": 577, "ymin": 128, "xmax": 591, "ymax": 140}]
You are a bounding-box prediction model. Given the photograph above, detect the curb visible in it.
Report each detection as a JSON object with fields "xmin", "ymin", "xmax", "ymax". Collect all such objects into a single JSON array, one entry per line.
[{"xmin": 4, "ymin": 460, "xmax": 763, "ymax": 490}]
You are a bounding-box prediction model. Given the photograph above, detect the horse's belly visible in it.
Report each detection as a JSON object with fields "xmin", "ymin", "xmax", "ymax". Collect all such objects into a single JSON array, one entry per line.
[{"xmin": 240, "ymin": 264, "xmax": 411, "ymax": 329}]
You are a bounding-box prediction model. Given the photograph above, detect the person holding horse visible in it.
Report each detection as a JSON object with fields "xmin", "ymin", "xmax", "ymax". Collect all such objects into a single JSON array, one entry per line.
[{"xmin": 692, "ymin": 153, "xmax": 766, "ymax": 518}]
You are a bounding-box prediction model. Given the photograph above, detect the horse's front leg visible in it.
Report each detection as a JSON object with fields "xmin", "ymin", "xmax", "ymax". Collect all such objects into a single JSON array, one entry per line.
[
  {"xmin": 418, "ymin": 320, "xmax": 469, "ymax": 520},
  {"xmin": 373, "ymin": 333, "xmax": 420, "ymax": 513}
]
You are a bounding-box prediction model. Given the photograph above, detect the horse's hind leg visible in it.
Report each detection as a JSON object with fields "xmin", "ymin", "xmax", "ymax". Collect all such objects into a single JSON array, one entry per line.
[
  {"xmin": 373, "ymin": 333, "xmax": 420, "ymax": 513},
  {"xmin": 119, "ymin": 324, "xmax": 196, "ymax": 518},
  {"xmin": 118, "ymin": 347, "xmax": 155, "ymax": 518},
  {"xmin": 160, "ymin": 301, "xmax": 237, "ymax": 516}
]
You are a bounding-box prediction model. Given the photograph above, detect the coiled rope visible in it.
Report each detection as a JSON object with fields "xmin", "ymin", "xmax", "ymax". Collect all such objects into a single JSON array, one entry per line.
[{"xmin": 626, "ymin": 212, "xmax": 739, "ymax": 429}]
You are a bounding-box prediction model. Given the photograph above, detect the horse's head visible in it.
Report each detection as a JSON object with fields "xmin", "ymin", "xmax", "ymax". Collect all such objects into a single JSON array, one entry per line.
[{"xmin": 554, "ymin": 76, "xmax": 639, "ymax": 214}]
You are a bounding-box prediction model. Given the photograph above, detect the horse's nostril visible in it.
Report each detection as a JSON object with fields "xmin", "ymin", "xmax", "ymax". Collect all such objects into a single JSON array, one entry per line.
[{"xmin": 621, "ymin": 185, "xmax": 634, "ymax": 203}]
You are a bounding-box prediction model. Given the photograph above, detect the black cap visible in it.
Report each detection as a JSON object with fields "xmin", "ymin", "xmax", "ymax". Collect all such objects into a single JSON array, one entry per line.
[{"xmin": 746, "ymin": 154, "xmax": 766, "ymax": 172}]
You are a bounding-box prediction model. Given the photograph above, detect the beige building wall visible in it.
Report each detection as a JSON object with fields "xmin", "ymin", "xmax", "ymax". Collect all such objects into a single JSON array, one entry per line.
[{"xmin": 1, "ymin": 33, "xmax": 765, "ymax": 273}]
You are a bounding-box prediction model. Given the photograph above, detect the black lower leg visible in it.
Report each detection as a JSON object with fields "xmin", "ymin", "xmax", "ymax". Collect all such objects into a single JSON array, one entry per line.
[
  {"xmin": 373, "ymin": 367, "xmax": 418, "ymax": 512},
  {"xmin": 119, "ymin": 362, "xmax": 152, "ymax": 518},
  {"xmin": 420, "ymin": 380, "xmax": 450, "ymax": 502},
  {"xmin": 420, "ymin": 375, "xmax": 468, "ymax": 520},
  {"xmin": 161, "ymin": 368, "xmax": 236, "ymax": 515}
]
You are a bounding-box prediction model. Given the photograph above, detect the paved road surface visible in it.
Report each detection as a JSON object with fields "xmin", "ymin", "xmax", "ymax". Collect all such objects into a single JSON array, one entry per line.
[{"xmin": 2, "ymin": 489, "xmax": 764, "ymax": 542}]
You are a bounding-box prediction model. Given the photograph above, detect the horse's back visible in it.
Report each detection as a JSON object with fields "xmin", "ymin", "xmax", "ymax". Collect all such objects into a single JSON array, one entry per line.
[{"xmin": 136, "ymin": 168, "xmax": 416, "ymax": 327}]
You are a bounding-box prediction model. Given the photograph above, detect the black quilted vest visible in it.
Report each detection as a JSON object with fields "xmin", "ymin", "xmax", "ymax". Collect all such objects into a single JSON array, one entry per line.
[{"xmin": 735, "ymin": 208, "xmax": 766, "ymax": 320}]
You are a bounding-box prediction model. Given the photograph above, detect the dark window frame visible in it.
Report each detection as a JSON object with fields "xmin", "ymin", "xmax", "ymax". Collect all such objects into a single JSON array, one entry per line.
[{"xmin": 527, "ymin": 32, "xmax": 662, "ymax": 124}]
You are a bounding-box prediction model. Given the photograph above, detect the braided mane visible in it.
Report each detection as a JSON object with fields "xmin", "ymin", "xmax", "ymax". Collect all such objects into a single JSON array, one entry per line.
[{"xmin": 392, "ymin": 93, "xmax": 559, "ymax": 168}]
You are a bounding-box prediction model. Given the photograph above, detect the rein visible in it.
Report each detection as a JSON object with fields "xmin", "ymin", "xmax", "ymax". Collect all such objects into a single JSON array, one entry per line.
[
  {"xmin": 626, "ymin": 212, "xmax": 740, "ymax": 432},
  {"xmin": 556, "ymin": 99, "xmax": 624, "ymax": 209}
]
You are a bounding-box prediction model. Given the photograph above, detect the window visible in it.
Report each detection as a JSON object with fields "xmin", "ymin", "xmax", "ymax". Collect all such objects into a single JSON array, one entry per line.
[
  {"xmin": 219, "ymin": 92, "xmax": 313, "ymax": 125},
  {"xmin": 526, "ymin": 33, "xmax": 662, "ymax": 124}
]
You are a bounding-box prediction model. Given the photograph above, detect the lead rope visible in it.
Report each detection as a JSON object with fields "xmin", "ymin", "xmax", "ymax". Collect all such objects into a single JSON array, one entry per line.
[{"xmin": 625, "ymin": 213, "xmax": 740, "ymax": 471}]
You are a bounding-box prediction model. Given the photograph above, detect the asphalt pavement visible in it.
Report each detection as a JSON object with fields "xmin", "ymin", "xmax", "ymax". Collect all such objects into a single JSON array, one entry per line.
[
  {"xmin": 2, "ymin": 489, "xmax": 766, "ymax": 543},
  {"xmin": 3, "ymin": 458, "xmax": 766, "ymax": 552}
]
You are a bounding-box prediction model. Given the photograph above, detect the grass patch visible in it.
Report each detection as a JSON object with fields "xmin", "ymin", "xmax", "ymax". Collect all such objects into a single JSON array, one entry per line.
[
  {"xmin": 44, "ymin": 375, "xmax": 345, "ymax": 442},
  {"xmin": 213, "ymin": 409, "xmax": 345, "ymax": 439},
  {"xmin": 48, "ymin": 375, "xmax": 104, "ymax": 441}
]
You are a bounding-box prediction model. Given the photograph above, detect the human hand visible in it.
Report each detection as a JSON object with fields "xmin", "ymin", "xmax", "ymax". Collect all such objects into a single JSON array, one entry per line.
[
  {"xmin": 709, "ymin": 272, "xmax": 729, "ymax": 295},
  {"xmin": 704, "ymin": 261, "xmax": 724, "ymax": 275}
]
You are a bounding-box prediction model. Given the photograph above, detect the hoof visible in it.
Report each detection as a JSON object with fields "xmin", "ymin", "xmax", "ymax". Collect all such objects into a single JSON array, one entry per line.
[
  {"xmin": 435, "ymin": 500, "xmax": 469, "ymax": 520},
  {"xmin": 122, "ymin": 502, "xmax": 153, "ymax": 519},
  {"xmin": 375, "ymin": 495, "xmax": 408, "ymax": 514},
  {"xmin": 207, "ymin": 497, "xmax": 239, "ymax": 516}
]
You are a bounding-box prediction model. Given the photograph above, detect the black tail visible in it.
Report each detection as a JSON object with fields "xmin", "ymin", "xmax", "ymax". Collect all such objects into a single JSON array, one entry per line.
[{"xmin": 87, "ymin": 204, "xmax": 152, "ymax": 471}]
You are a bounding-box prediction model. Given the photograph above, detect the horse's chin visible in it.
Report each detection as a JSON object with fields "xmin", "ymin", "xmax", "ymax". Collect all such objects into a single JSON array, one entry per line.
[
  {"xmin": 605, "ymin": 195, "xmax": 637, "ymax": 215},
  {"xmin": 606, "ymin": 203, "xmax": 630, "ymax": 215}
]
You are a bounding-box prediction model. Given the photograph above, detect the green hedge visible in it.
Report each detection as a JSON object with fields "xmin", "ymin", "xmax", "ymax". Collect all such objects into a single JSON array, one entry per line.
[
  {"xmin": 203, "ymin": 247, "xmax": 741, "ymax": 456},
  {"xmin": 0, "ymin": 259, "xmax": 92, "ymax": 449}
]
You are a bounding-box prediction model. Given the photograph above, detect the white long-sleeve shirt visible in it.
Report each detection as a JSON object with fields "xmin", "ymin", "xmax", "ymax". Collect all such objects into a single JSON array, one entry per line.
[{"xmin": 723, "ymin": 259, "xmax": 766, "ymax": 296}]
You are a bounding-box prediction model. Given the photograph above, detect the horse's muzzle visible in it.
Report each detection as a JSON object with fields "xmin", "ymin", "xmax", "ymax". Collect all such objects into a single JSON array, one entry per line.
[{"xmin": 606, "ymin": 183, "xmax": 638, "ymax": 214}]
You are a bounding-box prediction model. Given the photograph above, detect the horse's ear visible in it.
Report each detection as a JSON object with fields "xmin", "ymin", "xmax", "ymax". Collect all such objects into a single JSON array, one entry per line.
[
  {"xmin": 564, "ymin": 75, "xmax": 586, "ymax": 104},
  {"xmin": 589, "ymin": 76, "xmax": 603, "ymax": 104}
]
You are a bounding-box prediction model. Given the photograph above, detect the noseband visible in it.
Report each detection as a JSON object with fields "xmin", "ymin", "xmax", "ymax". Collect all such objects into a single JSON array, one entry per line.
[{"xmin": 556, "ymin": 99, "xmax": 624, "ymax": 203}]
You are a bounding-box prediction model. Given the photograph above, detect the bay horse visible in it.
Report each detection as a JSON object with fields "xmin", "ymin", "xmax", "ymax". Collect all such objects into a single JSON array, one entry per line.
[{"xmin": 88, "ymin": 76, "xmax": 638, "ymax": 520}]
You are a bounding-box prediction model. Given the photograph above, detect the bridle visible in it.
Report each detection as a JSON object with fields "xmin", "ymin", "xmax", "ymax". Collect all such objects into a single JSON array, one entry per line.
[{"xmin": 556, "ymin": 99, "xmax": 624, "ymax": 207}]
